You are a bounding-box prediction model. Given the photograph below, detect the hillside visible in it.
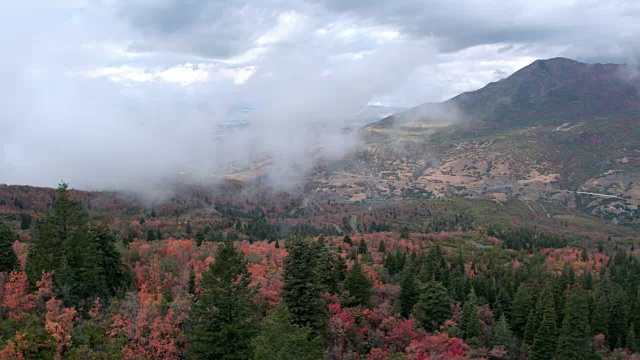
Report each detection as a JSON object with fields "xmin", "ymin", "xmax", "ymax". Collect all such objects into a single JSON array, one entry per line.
[{"xmin": 306, "ymin": 58, "xmax": 640, "ymax": 228}]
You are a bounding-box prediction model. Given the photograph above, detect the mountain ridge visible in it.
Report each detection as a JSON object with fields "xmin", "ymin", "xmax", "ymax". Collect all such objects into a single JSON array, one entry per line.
[{"xmin": 374, "ymin": 57, "xmax": 640, "ymax": 128}]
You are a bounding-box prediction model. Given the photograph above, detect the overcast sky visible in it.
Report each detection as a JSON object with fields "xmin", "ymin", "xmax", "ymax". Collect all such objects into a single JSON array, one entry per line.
[{"xmin": 1, "ymin": 0, "xmax": 639, "ymax": 192}]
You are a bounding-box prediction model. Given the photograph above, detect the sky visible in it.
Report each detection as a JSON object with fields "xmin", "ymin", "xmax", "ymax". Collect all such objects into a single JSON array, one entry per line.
[{"xmin": 1, "ymin": 0, "xmax": 639, "ymax": 193}]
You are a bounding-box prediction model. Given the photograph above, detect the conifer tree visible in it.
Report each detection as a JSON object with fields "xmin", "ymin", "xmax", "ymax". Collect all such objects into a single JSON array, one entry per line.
[
  {"xmin": 0, "ymin": 221, "xmax": 18, "ymax": 273},
  {"xmin": 187, "ymin": 240, "xmax": 256, "ymax": 360},
  {"xmin": 26, "ymin": 183, "xmax": 128, "ymax": 307},
  {"xmin": 282, "ymin": 237, "xmax": 326, "ymax": 335},
  {"xmin": 628, "ymin": 324, "xmax": 638, "ymax": 352},
  {"xmin": 556, "ymin": 289, "xmax": 593, "ymax": 360},
  {"xmin": 412, "ymin": 281, "xmax": 451, "ymax": 332},
  {"xmin": 512, "ymin": 283, "xmax": 534, "ymax": 338},
  {"xmin": 524, "ymin": 310, "xmax": 537, "ymax": 346},
  {"xmin": 591, "ymin": 282, "xmax": 610, "ymax": 338},
  {"xmin": 344, "ymin": 259, "xmax": 373, "ymax": 307},
  {"xmin": 461, "ymin": 288, "xmax": 481, "ymax": 344},
  {"xmin": 252, "ymin": 304, "xmax": 323, "ymax": 360},
  {"xmin": 608, "ymin": 287, "xmax": 628, "ymax": 349},
  {"xmin": 398, "ymin": 259, "xmax": 418, "ymax": 318},
  {"xmin": 492, "ymin": 314, "xmax": 514, "ymax": 351},
  {"xmin": 377, "ymin": 240, "xmax": 386, "ymax": 253},
  {"xmin": 358, "ymin": 239, "xmax": 368, "ymax": 255},
  {"xmin": 531, "ymin": 296, "xmax": 557, "ymax": 360}
]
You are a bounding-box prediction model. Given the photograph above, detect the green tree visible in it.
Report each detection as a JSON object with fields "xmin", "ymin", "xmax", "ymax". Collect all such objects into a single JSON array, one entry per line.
[
  {"xmin": 531, "ymin": 296, "xmax": 557, "ymax": 360},
  {"xmin": 282, "ymin": 237, "xmax": 326, "ymax": 335},
  {"xmin": 412, "ymin": 281, "xmax": 451, "ymax": 332},
  {"xmin": 461, "ymin": 288, "xmax": 481, "ymax": 345},
  {"xmin": 252, "ymin": 304, "xmax": 323, "ymax": 360},
  {"xmin": 187, "ymin": 240, "xmax": 256, "ymax": 360},
  {"xmin": 556, "ymin": 289, "xmax": 594, "ymax": 360},
  {"xmin": 344, "ymin": 259, "xmax": 373, "ymax": 307},
  {"xmin": 20, "ymin": 213, "xmax": 32, "ymax": 230},
  {"xmin": 608, "ymin": 287, "xmax": 628, "ymax": 349},
  {"xmin": 398, "ymin": 259, "xmax": 418, "ymax": 318},
  {"xmin": 0, "ymin": 221, "xmax": 18, "ymax": 273},
  {"xmin": 492, "ymin": 314, "xmax": 514, "ymax": 351},
  {"xmin": 26, "ymin": 184, "xmax": 128, "ymax": 307},
  {"xmin": 512, "ymin": 283, "xmax": 534, "ymax": 338},
  {"xmin": 628, "ymin": 324, "xmax": 638, "ymax": 352},
  {"xmin": 358, "ymin": 239, "xmax": 368, "ymax": 255}
]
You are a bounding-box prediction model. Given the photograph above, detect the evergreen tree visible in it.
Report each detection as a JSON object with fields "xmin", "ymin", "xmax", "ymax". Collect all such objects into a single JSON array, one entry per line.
[
  {"xmin": 608, "ymin": 287, "xmax": 628, "ymax": 349},
  {"xmin": 195, "ymin": 230, "xmax": 205, "ymax": 247},
  {"xmin": 343, "ymin": 234, "xmax": 353, "ymax": 245},
  {"xmin": 493, "ymin": 287, "xmax": 512, "ymax": 322},
  {"xmin": 412, "ymin": 281, "xmax": 451, "ymax": 332},
  {"xmin": 20, "ymin": 213, "xmax": 32, "ymax": 230},
  {"xmin": 556, "ymin": 289, "xmax": 594, "ymax": 360},
  {"xmin": 512, "ymin": 283, "xmax": 534, "ymax": 338},
  {"xmin": 26, "ymin": 183, "xmax": 128, "ymax": 307},
  {"xmin": 185, "ymin": 221, "xmax": 192, "ymax": 236},
  {"xmin": 524, "ymin": 310, "xmax": 537, "ymax": 346},
  {"xmin": 282, "ymin": 237, "xmax": 326, "ymax": 335},
  {"xmin": 628, "ymin": 324, "xmax": 638, "ymax": 352},
  {"xmin": 317, "ymin": 245, "xmax": 344, "ymax": 294},
  {"xmin": 252, "ymin": 304, "xmax": 323, "ymax": 360},
  {"xmin": 531, "ymin": 296, "xmax": 557, "ymax": 360},
  {"xmin": 398, "ymin": 259, "xmax": 418, "ymax": 318},
  {"xmin": 461, "ymin": 288, "xmax": 481, "ymax": 345},
  {"xmin": 492, "ymin": 314, "xmax": 514, "ymax": 352},
  {"xmin": 377, "ymin": 240, "xmax": 386, "ymax": 253},
  {"xmin": 187, "ymin": 240, "xmax": 256, "ymax": 360},
  {"xmin": 591, "ymin": 281, "xmax": 610, "ymax": 338},
  {"xmin": 344, "ymin": 259, "xmax": 373, "ymax": 307},
  {"xmin": 188, "ymin": 267, "xmax": 196, "ymax": 295},
  {"xmin": 0, "ymin": 221, "xmax": 18, "ymax": 273},
  {"xmin": 358, "ymin": 239, "xmax": 368, "ymax": 255}
]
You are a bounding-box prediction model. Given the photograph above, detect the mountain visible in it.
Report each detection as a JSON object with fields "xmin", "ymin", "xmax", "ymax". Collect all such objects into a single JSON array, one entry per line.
[
  {"xmin": 310, "ymin": 58, "xmax": 640, "ymax": 227},
  {"xmin": 377, "ymin": 57, "xmax": 640, "ymax": 127}
]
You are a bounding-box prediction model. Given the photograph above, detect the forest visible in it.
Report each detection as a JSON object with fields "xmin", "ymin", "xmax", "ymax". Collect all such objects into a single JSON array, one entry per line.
[{"xmin": 0, "ymin": 184, "xmax": 639, "ymax": 359}]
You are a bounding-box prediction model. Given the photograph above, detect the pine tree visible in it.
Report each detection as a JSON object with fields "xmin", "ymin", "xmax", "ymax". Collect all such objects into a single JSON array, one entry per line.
[
  {"xmin": 252, "ymin": 304, "xmax": 323, "ymax": 360},
  {"xmin": 591, "ymin": 281, "xmax": 610, "ymax": 338},
  {"xmin": 531, "ymin": 296, "xmax": 557, "ymax": 360},
  {"xmin": 26, "ymin": 183, "xmax": 128, "ymax": 307},
  {"xmin": 461, "ymin": 288, "xmax": 481, "ymax": 345},
  {"xmin": 608, "ymin": 287, "xmax": 628, "ymax": 349},
  {"xmin": 524, "ymin": 310, "xmax": 537, "ymax": 346},
  {"xmin": 344, "ymin": 259, "xmax": 373, "ymax": 307},
  {"xmin": 282, "ymin": 237, "xmax": 326, "ymax": 335},
  {"xmin": 0, "ymin": 221, "xmax": 18, "ymax": 273},
  {"xmin": 187, "ymin": 240, "xmax": 256, "ymax": 359},
  {"xmin": 20, "ymin": 214, "xmax": 32, "ymax": 230},
  {"xmin": 512, "ymin": 283, "xmax": 534, "ymax": 338},
  {"xmin": 492, "ymin": 314, "xmax": 514, "ymax": 352},
  {"xmin": 358, "ymin": 239, "xmax": 368, "ymax": 255},
  {"xmin": 343, "ymin": 235, "xmax": 353, "ymax": 245},
  {"xmin": 628, "ymin": 324, "xmax": 638, "ymax": 352},
  {"xmin": 188, "ymin": 267, "xmax": 196, "ymax": 295},
  {"xmin": 377, "ymin": 240, "xmax": 386, "ymax": 253},
  {"xmin": 412, "ymin": 281, "xmax": 451, "ymax": 332},
  {"xmin": 317, "ymin": 245, "xmax": 343, "ymax": 294},
  {"xmin": 398, "ymin": 259, "xmax": 418, "ymax": 318},
  {"xmin": 556, "ymin": 289, "xmax": 594, "ymax": 360}
]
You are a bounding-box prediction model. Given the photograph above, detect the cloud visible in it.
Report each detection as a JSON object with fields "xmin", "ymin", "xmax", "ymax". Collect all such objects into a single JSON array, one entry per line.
[{"xmin": 1, "ymin": 0, "xmax": 639, "ymax": 195}]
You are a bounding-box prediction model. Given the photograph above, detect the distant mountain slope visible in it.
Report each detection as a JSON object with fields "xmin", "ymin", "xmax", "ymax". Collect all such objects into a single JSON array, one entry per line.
[
  {"xmin": 376, "ymin": 57, "xmax": 640, "ymax": 127},
  {"xmin": 313, "ymin": 58, "xmax": 640, "ymax": 228}
]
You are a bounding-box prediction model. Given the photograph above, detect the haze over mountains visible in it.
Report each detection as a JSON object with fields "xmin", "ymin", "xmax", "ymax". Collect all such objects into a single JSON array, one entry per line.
[{"xmin": 303, "ymin": 57, "xmax": 640, "ymax": 226}]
